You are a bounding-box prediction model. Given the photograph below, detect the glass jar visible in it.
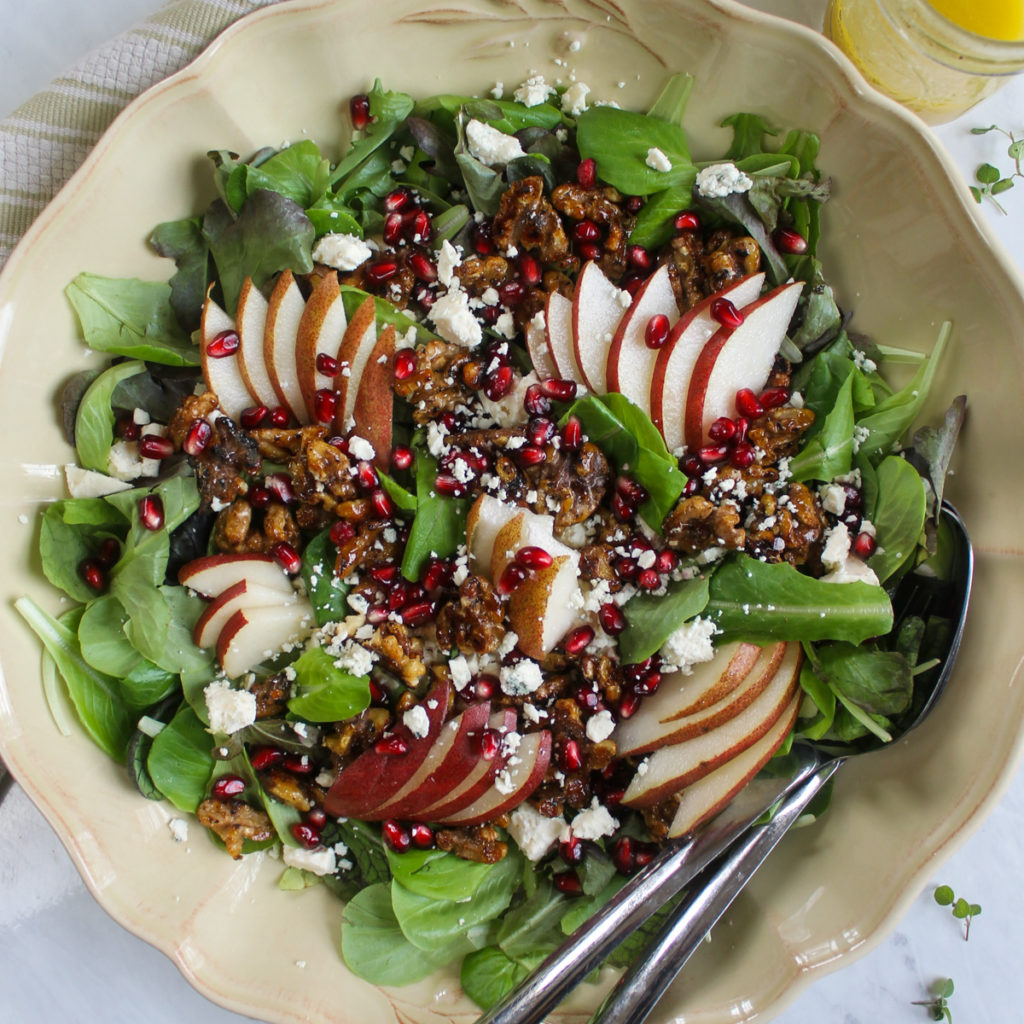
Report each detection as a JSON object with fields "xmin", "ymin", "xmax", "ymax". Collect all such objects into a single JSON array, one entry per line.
[{"xmin": 824, "ymin": 0, "xmax": 1024, "ymax": 123}]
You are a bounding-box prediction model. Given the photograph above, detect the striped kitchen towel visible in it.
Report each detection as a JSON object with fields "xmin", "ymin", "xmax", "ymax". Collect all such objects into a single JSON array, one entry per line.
[{"xmin": 0, "ymin": 0, "xmax": 287, "ymax": 270}]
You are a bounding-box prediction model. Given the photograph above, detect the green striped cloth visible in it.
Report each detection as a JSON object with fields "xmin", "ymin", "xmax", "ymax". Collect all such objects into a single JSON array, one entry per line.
[{"xmin": 0, "ymin": 0, "xmax": 286, "ymax": 269}]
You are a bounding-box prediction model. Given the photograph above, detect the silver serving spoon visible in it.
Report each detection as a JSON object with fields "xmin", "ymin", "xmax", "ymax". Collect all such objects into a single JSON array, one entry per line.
[{"xmin": 479, "ymin": 501, "xmax": 973, "ymax": 1024}]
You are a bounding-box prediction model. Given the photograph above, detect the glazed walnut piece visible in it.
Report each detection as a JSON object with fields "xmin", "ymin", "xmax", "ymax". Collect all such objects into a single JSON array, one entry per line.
[
  {"xmin": 196, "ymin": 798, "xmax": 274, "ymax": 859},
  {"xmin": 664, "ymin": 495, "xmax": 746, "ymax": 554},
  {"xmin": 435, "ymin": 574, "xmax": 506, "ymax": 655},
  {"xmin": 524, "ymin": 441, "xmax": 612, "ymax": 531},
  {"xmin": 747, "ymin": 405, "xmax": 816, "ymax": 462},
  {"xmin": 551, "ymin": 182, "xmax": 632, "ymax": 281},
  {"xmin": 436, "ymin": 825, "xmax": 508, "ymax": 864},
  {"xmin": 212, "ymin": 497, "xmax": 301, "ymax": 554},
  {"xmin": 392, "ymin": 338, "xmax": 481, "ymax": 425},
  {"xmin": 492, "ymin": 176, "xmax": 575, "ymax": 271},
  {"xmin": 664, "ymin": 229, "xmax": 762, "ymax": 311},
  {"xmin": 746, "ymin": 482, "xmax": 826, "ymax": 565},
  {"xmin": 362, "ymin": 622, "xmax": 426, "ymax": 686}
]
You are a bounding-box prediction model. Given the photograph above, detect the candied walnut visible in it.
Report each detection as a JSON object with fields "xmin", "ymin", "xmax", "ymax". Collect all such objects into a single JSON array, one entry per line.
[
  {"xmin": 580, "ymin": 653, "xmax": 625, "ymax": 704},
  {"xmin": 665, "ymin": 231, "xmax": 707, "ymax": 311},
  {"xmin": 363, "ymin": 622, "xmax": 426, "ymax": 686},
  {"xmin": 492, "ymin": 176, "xmax": 575, "ymax": 270},
  {"xmin": 250, "ymin": 674, "xmax": 289, "ymax": 719},
  {"xmin": 524, "ymin": 441, "xmax": 611, "ymax": 530},
  {"xmin": 250, "ymin": 426, "xmax": 305, "ymax": 462},
  {"xmin": 322, "ymin": 708, "xmax": 392, "ymax": 766},
  {"xmin": 335, "ymin": 520, "xmax": 397, "ymax": 579},
  {"xmin": 435, "ymin": 574, "xmax": 506, "ymax": 655},
  {"xmin": 263, "ymin": 503, "xmax": 301, "ymax": 547},
  {"xmin": 578, "ymin": 543, "xmax": 624, "ymax": 593},
  {"xmin": 167, "ymin": 392, "xmax": 219, "ymax": 448},
  {"xmin": 183, "ymin": 413, "xmax": 262, "ymax": 508},
  {"xmin": 211, "ymin": 498, "xmax": 300, "ymax": 554},
  {"xmin": 392, "ymin": 338, "xmax": 480, "ymax": 425},
  {"xmin": 664, "ymin": 496, "xmax": 745, "ymax": 554},
  {"xmin": 196, "ymin": 798, "xmax": 274, "ymax": 859},
  {"xmin": 747, "ymin": 406, "xmax": 816, "ymax": 463},
  {"xmin": 260, "ymin": 768, "xmax": 316, "ymax": 812},
  {"xmin": 340, "ymin": 255, "xmax": 416, "ymax": 309},
  {"xmin": 641, "ymin": 795, "xmax": 681, "ymax": 843},
  {"xmin": 746, "ymin": 483, "xmax": 825, "ymax": 565},
  {"xmin": 455, "ymin": 254, "xmax": 511, "ymax": 296},
  {"xmin": 436, "ymin": 825, "xmax": 508, "ymax": 864},
  {"xmin": 702, "ymin": 230, "xmax": 761, "ymax": 293},
  {"xmin": 551, "ymin": 183, "xmax": 633, "ymax": 281}
]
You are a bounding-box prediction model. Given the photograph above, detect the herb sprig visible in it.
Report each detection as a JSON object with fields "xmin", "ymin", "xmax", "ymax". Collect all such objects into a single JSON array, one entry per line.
[
  {"xmin": 912, "ymin": 977, "xmax": 955, "ymax": 1022},
  {"xmin": 934, "ymin": 884, "xmax": 982, "ymax": 940},
  {"xmin": 970, "ymin": 124, "xmax": 1023, "ymax": 212}
]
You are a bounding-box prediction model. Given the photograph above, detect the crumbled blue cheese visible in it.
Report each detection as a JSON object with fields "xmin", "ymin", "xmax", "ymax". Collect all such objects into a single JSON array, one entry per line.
[
  {"xmin": 107, "ymin": 440, "xmax": 158, "ymax": 481},
  {"xmin": 491, "ymin": 82, "xmax": 504, "ymax": 99},
  {"xmin": 851, "ymin": 348, "xmax": 878, "ymax": 373},
  {"xmin": 466, "ymin": 119, "xmax": 526, "ymax": 168},
  {"xmin": 645, "ymin": 147, "xmax": 672, "ymax": 172},
  {"xmin": 499, "ymin": 658, "xmax": 544, "ymax": 696},
  {"xmin": 204, "ymin": 680, "xmax": 257, "ymax": 735},
  {"xmin": 695, "ymin": 162, "xmax": 753, "ymax": 198},
  {"xmin": 283, "ymin": 844, "xmax": 336, "ymax": 876},
  {"xmin": 571, "ymin": 799, "xmax": 618, "ymax": 841},
  {"xmin": 347, "ymin": 434, "xmax": 376, "ymax": 462},
  {"xmin": 820, "ymin": 522, "xmax": 851, "ymax": 571},
  {"xmin": 312, "ymin": 232, "xmax": 372, "ymax": 272},
  {"xmin": 820, "ymin": 483, "xmax": 847, "ymax": 516},
  {"xmin": 513, "ymin": 74, "xmax": 554, "ymax": 107},
  {"xmin": 507, "ymin": 804, "xmax": 567, "ymax": 861},
  {"xmin": 585, "ymin": 709, "xmax": 615, "ymax": 743},
  {"xmin": 821, "ymin": 555, "xmax": 879, "ymax": 586},
  {"xmin": 449, "ymin": 655, "xmax": 472, "ymax": 691},
  {"xmin": 168, "ymin": 818, "xmax": 189, "ymax": 843},
  {"xmin": 403, "ymin": 705, "xmax": 431, "ymax": 739},
  {"xmin": 498, "ymin": 631, "xmax": 519, "ymax": 657},
  {"xmin": 659, "ymin": 616, "xmax": 719, "ymax": 674},
  {"xmin": 561, "ymin": 81, "xmax": 590, "ymax": 117},
  {"xmin": 329, "ymin": 639, "xmax": 377, "ymax": 677},
  {"xmin": 427, "ymin": 287, "xmax": 483, "ymax": 348},
  {"xmin": 437, "ymin": 239, "xmax": 463, "ymax": 288}
]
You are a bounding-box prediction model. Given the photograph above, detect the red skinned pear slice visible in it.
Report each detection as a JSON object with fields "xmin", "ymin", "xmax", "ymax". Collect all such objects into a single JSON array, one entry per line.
[
  {"xmin": 193, "ymin": 579, "xmax": 300, "ymax": 649},
  {"xmin": 332, "ymin": 296, "xmax": 377, "ymax": 433},
  {"xmin": 525, "ymin": 308, "xmax": 558, "ymax": 379},
  {"xmin": 235, "ymin": 277, "xmax": 277, "ymax": 407},
  {"xmin": 466, "ymin": 494, "xmax": 524, "ymax": 573},
  {"xmin": 295, "ymin": 270, "xmax": 348, "ymax": 422},
  {"xmin": 200, "ymin": 289, "xmax": 251, "ymax": 420},
  {"xmin": 263, "ymin": 269, "xmax": 307, "ymax": 422},
  {"xmin": 351, "ymin": 324, "xmax": 395, "ymax": 469},
  {"xmin": 544, "ymin": 290, "xmax": 586, "ymax": 386},
  {"xmin": 178, "ymin": 554, "xmax": 296, "ymax": 599},
  {"xmin": 572, "ymin": 260, "xmax": 629, "ymax": 394},
  {"xmin": 215, "ymin": 602, "xmax": 315, "ymax": 679}
]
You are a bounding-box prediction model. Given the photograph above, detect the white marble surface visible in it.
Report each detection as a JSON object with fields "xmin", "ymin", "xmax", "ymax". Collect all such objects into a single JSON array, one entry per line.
[{"xmin": 1, "ymin": 2, "xmax": 1023, "ymax": 1023}]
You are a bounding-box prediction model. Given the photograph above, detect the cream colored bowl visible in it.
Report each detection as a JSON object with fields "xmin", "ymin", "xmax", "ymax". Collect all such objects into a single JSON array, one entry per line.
[{"xmin": 1, "ymin": 1, "xmax": 1022, "ymax": 1022}]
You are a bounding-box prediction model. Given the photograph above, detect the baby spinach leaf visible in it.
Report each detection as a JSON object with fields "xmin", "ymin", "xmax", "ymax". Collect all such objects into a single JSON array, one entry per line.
[
  {"xmin": 127, "ymin": 728, "xmax": 164, "ymax": 801},
  {"xmin": 810, "ymin": 641, "xmax": 913, "ymax": 718},
  {"xmin": 868, "ymin": 456, "xmax": 927, "ymax": 583},
  {"xmin": 576, "ymin": 106, "xmax": 696, "ymax": 196},
  {"xmin": 147, "ymin": 703, "xmax": 215, "ymax": 812},
  {"xmin": 15, "ymin": 598, "xmax": 135, "ymax": 761},
  {"xmin": 402, "ymin": 437, "xmax": 469, "ymax": 581},
  {"xmin": 119, "ymin": 659, "xmax": 179, "ymax": 711},
  {"xmin": 461, "ymin": 946, "xmax": 549, "ymax": 1012},
  {"xmin": 342, "ymin": 883, "xmax": 458, "ymax": 986},
  {"xmin": 300, "ymin": 528, "xmax": 350, "ymax": 627},
  {"xmin": 148, "ymin": 216, "xmax": 210, "ymax": 332},
  {"xmin": 65, "ymin": 274, "xmax": 197, "ymax": 366},
  {"xmin": 386, "ymin": 848, "xmax": 494, "ymax": 902},
  {"xmin": 155, "ymin": 584, "xmax": 212, "ymax": 677},
  {"xmin": 628, "ymin": 183, "xmax": 692, "ymax": 249},
  {"xmin": 646, "ymin": 72, "xmax": 694, "ymax": 126},
  {"xmin": 707, "ymin": 555, "xmax": 892, "ymax": 644},
  {"xmin": 322, "ymin": 819, "xmax": 391, "ymax": 901},
  {"xmin": 495, "ymin": 880, "xmax": 567, "ymax": 958},
  {"xmin": 378, "ymin": 472, "xmax": 417, "ymax": 512},
  {"xmin": 789, "ymin": 372, "xmax": 855, "ymax": 482},
  {"xmin": 77, "ymin": 594, "xmax": 142, "ymax": 677},
  {"xmin": 305, "ymin": 199, "xmax": 363, "ymax": 239},
  {"xmin": 74, "ymin": 360, "xmax": 147, "ymax": 472},
  {"xmin": 619, "ymin": 574, "xmax": 711, "ymax": 664},
  {"xmin": 39, "ymin": 499, "xmax": 127, "ymax": 602},
  {"xmin": 286, "ymin": 647, "xmax": 370, "ymax": 723},
  {"xmin": 242, "ymin": 140, "xmax": 332, "ymax": 209}
]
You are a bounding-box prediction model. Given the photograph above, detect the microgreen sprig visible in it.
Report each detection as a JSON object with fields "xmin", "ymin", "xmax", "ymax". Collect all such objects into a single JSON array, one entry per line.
[
  {"xmin": 912, "ymin": 977, "xmax": 955, "ymax": 1022},
  {"xmin": 970, "ymin": 124, "xmax": 1024, "ymax": 213},
  {"xmin": 934, "ymin": 884, "xmax": 982, "ymax": 940}
]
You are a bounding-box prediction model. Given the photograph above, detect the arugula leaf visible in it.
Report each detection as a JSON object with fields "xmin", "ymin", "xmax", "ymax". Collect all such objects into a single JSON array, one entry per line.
[
  {"xmin": 402, "ymin": 437, "xmax": 469, "ymax": 581},
  {"xmin": 707, "ymin": 554, "xmax": 893, "ymax": 644},
  {"xmin": 74, "ymin": 360, "xmax": 147, "ymax": 472},
  {"xmin": 619, "ymin": 574, "xmax": 711, "ymax": 664},
  {"xmin": 147, "ymin": 703, "xmax": 215, "ymax": 812},
  {"xmin": 286, "ymin": 647, "xmax": 370, "ymax": 723},
  {"xmin": 66, "ymin": 274, "xmax": 197, "ymax": 366},
  {"xmin": 15, "ymin": 599, "xmax": 134, "ymax": 760},
  {"xmin": 300, "ymin": 527, "xmax": 350, "ymax": 627},
  {"xmin": 789, "ymin": 371, "xmax": 855, "ymax": 482},
  {"xmin": 147, "ymin": 217, "xmax": 209, "ymax": 333},
  {"xmin": 868, "ymin": 456, "xmax": 927, "ymax": 583}
]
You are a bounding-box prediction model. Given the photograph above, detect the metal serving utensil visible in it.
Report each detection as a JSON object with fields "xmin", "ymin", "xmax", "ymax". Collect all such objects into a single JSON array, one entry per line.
[{"xmin": 480, "ymin": 501, "xmax": 973, "ymax": 1024}]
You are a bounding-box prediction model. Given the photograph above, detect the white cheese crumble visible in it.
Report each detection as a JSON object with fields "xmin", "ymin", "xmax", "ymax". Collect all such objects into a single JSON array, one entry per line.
[
  {"xmin": 168, "ymin": 818, "xmax": 189, "ymax": 843},
  {"xmin": 821, "ymin": 555, "xmax": 879, "ymax": 586},
  {"xmin": 204, "ymin": 680, "xmax": 257, "ymax": 735},
  {"xmin": 312, "ymin": 232, "xmax": 372, "ymax": 272},
  {"xmin": 499, "ymin": 658, "xmax": 545, "ymax": 696},
  {"xmin": 820, "ymin": 483, "xmax": 847, "ymax": 516},
  {"xmin": 347, "ymin": 434, "xmax": 376, "ymax": 462},
  {"xmin": 466, "ymin": 119, "xmax": 526, "ymax": 168},
  {"xmin": 561, "ymin": 81, "xmax": 590, "ymax": 117},
  {"xmin": 645, "ymin": 147, "xmax": 672, "ymax": 172},
  {"xmin": 820, "ymin": 522, "xmax": 851, "ymax": 571},
  {"xmin": 403, "ymin": 705, "xmax": 431, "ymax": 739},
  {"xmin": 571, "ymin": 799, "xmax": 619, "ymax": 841},
  {"xmin": 695, "ymin": 162, "xmax": 753, "ymax": 199},
  {"xmin": 513, "ymin": 74, "xmax": 555, "ymax": 107},
  {"xmin": 507, "ymin": 804, "xmax": 567, "ymax": 861},
  {"xmin": 437, "ymin": 239, "xmax": 463, "ymax": 288},
  {"xmin": 449, "ymin": 655, "xmax": 472, "ymax": 691},
  {"xmin": 659, "ymin": 616, "xmax": 719, "ymax": 674},
  {"xmin": 283, "ymin": 844, "xmax": 336, "ymax": 876},
  {"xmin": 64, "ymin": 464, "xmax": 133, "ymax": 499},
  {"xmin": 329, "ymin": 639, "xmax": 377, "ymax": 677},
  {"xmin": 427, "ymin": 286, "xmax": 483, "ymax": 348},
  {"xmin": 585, "ymin": 709, "xmax": 615, "ymax": 743}
]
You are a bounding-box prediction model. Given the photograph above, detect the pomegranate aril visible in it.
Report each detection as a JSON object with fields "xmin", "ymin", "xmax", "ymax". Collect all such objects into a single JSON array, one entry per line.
[
  {"xmin": 774, "ymin": 227, "xmax": 809, "ymax": 255},
  {"xmin": 241, "ymin": 405, "xmax": 270, "ymax": 429},
  {"xmin": 183, "ymin": 419, "xmax": 212, "ymax": 456},
  {"xmin": 707, "ymin": 417, "xmax": 736, "ymax": 442},
  {"xmin": 207, "ymin": 329, "xmax": 240, "ymax": 358},
  {"xmin": 554, "ymin": 871, "xmax": 583, "ymax": 894},
  {"xmin": 560, "ymin": 738, "xmax": 583, "ymax": 772},
  {"xmin": 616, "ymin": 476, "xmax": 648, "ymax": 504},
  {"xmin": 270, "ymin": 406, "xmax": 290, "ymax": 427},
  {"xmin": 115, "ymin": 415, "xmax": 140, "ymax": 441},
  {"xmin": 711, "ymin": 297, "xmax": 744, "ymax": 329},
  {"xmin": 306, "ymin": 807, "xmax": 328, "ymax": 829},
  {"xmin": 375, "ymin": 735, "xmax": 409, "ymax": 756},
  {"xmin": 562, "ymin": 415, "xmax": 582, "ymax": 449},
  {"xmin": 138, "ymin": 435, "xmax": 174, "ymax": 460},
  {"xmin": 628, "ymin": 244, "xmax": 651, "ymax": 270},
  {"xmin": 472, "ymin": 222, "xmax": 494, "ymax": 255},
  {"xmin": 382, "ymin": 820, "xmax": 411, "ymax": 853},
  {"xmin": 540, "ymin": 378, "xmax": 577, "ymax": 402},
  {"xmin": 560, "ymin": 835, "xmax": 584, "ymax": 865},
  {"xmin": 573, "ymin": 220, "xmax": 600, "ymax": 242},
  {"xmin": 271, "ymin": 541, "xmax": 302, "ymax": 576},
  {"xmin": 350, "ymin": 93, "xmax": 371, "ymax": 129},
  {"xmin": 95, "ymin": 538, "xmax": 121, "ymax": 568},
  {"xmin": 730, "ymin": 443, "xmax": 755, "ymax": 469},
  {"xmin": 611, "ymin": 492, "xmax": 636, "ymax": 522},
  {"xmin": 635, "ymin": 670, "xmax": 662, "ymax": 695},
  {"xmin": 734, "ymin": 416, "xmax": 750, "ymax": 444},
  {"xmin": 516, "ymin": 546, "xmax": 553, "ymax": 570},
  {"xmin": 388, "ymin": 582, "xmax": 409, "ymax": 611},
  {"xmin": 852, "ymin": 531, "xmax": 877, "ymax": 558},
  {"xmin": 637, "ymin": 568, "xmax": 660, "ymax": 591},
  {"xmin": 735, "ymin": 388, "xmax": 765, "ymax": 419},
  {"xmin": 264, "ymin": 472, "xmax": 296, "ymax": 505},
  {"xmin": 615, "ymin": 557, "xmax": 638, "ymax": 581},
  {"xmin": 137, "ymin": 495, "xmax": 165, "ymax": 531},
  {"xmin": 576, "ymin": 157, "xmax": 596, "ymax": 187},
  {"xmin": 759, "ymin": 386, "xmax": 791, "ymax": 409},
  {"xmin": 391, "ymin": 444, "xmax": 413, "ymax": 471},
  {"xmin": 250, "ymin": 746, "xmax": 284, "ymax": 771},
  {"xmin": 383, "ymin": 187, "xmax": 412, "ymax": 213},
  {"xmin": 248, "ymin": 484, "xmax": 271, "ymax": 509},
  {"xmin": 698, "ymin": 444, "xmax": 730, "ymax": 465},
  {"xmin": 498, "ymin": 280, "xmax": 526, "ymax": 306},
  {"xmin": 314, "ymin": 388, "xmax": 338, "ymax": 424},
  {"xmin": 473, "ymin": 673, "xmax": 498, "ymax": 700},
  {"xmin": 394, "ymin": 350, "xmax": 417, "ymax": 380},
  {"xmin": 366, "ymin": 260, "xmax": 398, "ymax": 284},
  {"xmin": 484, "ymin": 365, "xmax": 515, "ymax": 401},
  {"xmin": 498, "ymin": 562, "xmax": 529, "ymax": 595},
  {"xmin": 524, "ymin": 383, "xmax": 552, "ymax": 417},
  {"xmin": 410, "ymin": 823, "xmax": 435, "ymax": 849},
  {"xmin": 383, "ymin": 211, "xmax": 404, "ymax": 245},
  {"xmin": 400, "ymin": 599, "xmax": 435, "ymax": 627},
  {"xmin": 329, "ymin": 520, "xmax": 356, "ymax": 545},
  {"xmin": 575, "ymin": 685, "xmax": 601, "ymax": 711},
  {"xmin": 578, "ymin": 241, "xmax": 602, "ymax": 262},
  {"xmin": 369, "ymin": 564, "xmax": 398, "ymax": 584},
  {"xmin": 612, "ymin": 836, "xmax": 635, "ymax": 874},
  {"xmin": 519, "ymin": 253, "xmax": 542, "ymax": 285},
  {"xmin": 644, "ymin": 313, "xmax": 671, "ymax": 349},
  {"xmin": 681, "ymin": 454, "xmax": 702, "ymax": 477},
  {"xmin": 368, "ymin": 677, "xmax": 388, "ymax": 704},
  {"xmin": 291, "ymin": 823, "xmax": 321, "ymax": 849},
  {"xmin": 434, "ymin": 473, "xmax": 467, "ymax": 498},
  {"xmin": 655, "ymin": 549, "xmax": 678, "ymax": 574},
  {"xmin": 409, "ymin": 251, "xmax": 437, "ymax": 282},
  {"xmin": 479, "ymin": 729, "xmax": 501, "ymax": 761},
  {"xmin": 407, "ymin": 210, "xmax": 432, "ymax": 244},
  {"xmin": 421, "ymin": 558, "xmax": 451, "ymax": 592},
  {"xmin": 674, "ymin": 210, "xmax": 701, "ymax": 232},
  {"xmin": 282, "ymin": 753, "xmax": 314, "ymax": 773},
  {"xmin": 366, "ymin": 605, "xmax": 389, "ymax": 625},
  {"xmin": 211, "ymin": 774, "xmax": 246, "ymax": 798},
  {"xmin": 621, "ymin": 273, "xmax": 644, "ymax": 300},
  {"xmin": 564, "ymin": 625, "xmax": 595, "ymax": 656},
  {"xmin": 356, "ymin": 460, "xmax": 380, "ymax": 490},
  {"xmin": 371, "ymin": 490, "xmax": 393, "ymax": 518},
  {"xmin": 634, "ymin": 842, "xmax": 656, "ymax": 869},
  {"xmin": 526, "ymin": 413, "xmax": 553, "ymax": 448},
  {"xmin": 598, "ymin": 603, "xmax": 626, "ymax": 636},
  {"xmin": 517, "ymin": 445, "xmax": 547, "ymax": 467},
  {"xmin": 626, "ymin": 195, "xmax": 645, "ymax": 213},
  {"xmin": 618, "ymin": 690, "xmax": 641, "ymax": 719}
]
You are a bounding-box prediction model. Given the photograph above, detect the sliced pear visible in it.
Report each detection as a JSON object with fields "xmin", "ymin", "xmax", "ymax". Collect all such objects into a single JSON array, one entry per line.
[
  {"xmin": 466, "ymin": 495, "xmax": 523, "ymax": 573},
  {"xmin": 525, "ymin": 307, "xmax": 558, "ymax": 379},
  {"xmin": 507, "ymin": 554, "xmax": 582, "ymax": 659},
  {"xmin": 488, "ymin": 509, "xmax": 560, "ymax": 582},
  {"xmin": 295, "ymin": 270, "xmax": 348, "ymax": 422},
  {"xmin": 200, "ymin": 289, "xmax": 251, "ymax": 420},
  {"xmin": 178, "ymin": 553, "xmax": 296, "ymax": 598},
  {"xmin": 263, "ymin": 269, "xmax": 307, "ymax": 422},
  {"xmin": 544, "ymin": 290, "xmax": 586, "ymax": 386},
  {"xmin": 572, "ymin": 260, "xmax": 628, "ymax": 394},
  {"xmin": 235, "ymin": 277, "xmax": 277, "ymax": 407},
  {"xmin": 332, "ymin": 296, "xmax": 378, "ymax": 432},
  {"xmin": 351, "ymin": 324, "xmax": 396, "ymax": 467},
  {"xmin": 215, "ymin": 601, "xmax": 315, "ymax": 679},
  {"xmin": 193, "ymin": 578, "xmax": 300, "ymax": 649}
]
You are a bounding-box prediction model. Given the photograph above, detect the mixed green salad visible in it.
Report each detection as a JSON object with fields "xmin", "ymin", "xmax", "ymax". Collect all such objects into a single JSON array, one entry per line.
[{"xmin": 16, "ymin": 71, "xmax": 965, "ymax": 1005}]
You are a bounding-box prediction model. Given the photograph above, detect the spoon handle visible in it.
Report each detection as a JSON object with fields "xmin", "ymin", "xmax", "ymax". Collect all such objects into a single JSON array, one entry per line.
[{"xmin": 588, "ymin": 762, "xmax": 843, "ymax": 1024}]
